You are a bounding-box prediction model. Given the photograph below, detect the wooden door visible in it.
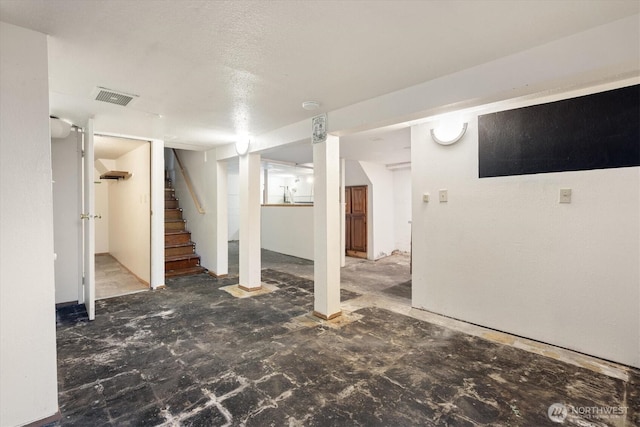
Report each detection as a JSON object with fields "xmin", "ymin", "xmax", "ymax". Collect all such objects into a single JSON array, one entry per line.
[{"xmin": 345, "ymin": 186, "xmax": 367, "ymax": 258}]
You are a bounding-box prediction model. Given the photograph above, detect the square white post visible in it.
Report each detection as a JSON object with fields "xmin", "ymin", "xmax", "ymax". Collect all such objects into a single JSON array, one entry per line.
[
  {"xmin": 340, "ymin": 157, "xmax": 346, "ymax": 268},
  {"xmin": 214, "ymin": 160, "xmax": 229, "ymax": 276},
  {"xmin": 239, "ymin": 152, "xmax": 261, "ymax": 291},
  {"xmin": 150, "ymin": 139, "xmax": 165, "ymax": 289},
  {"xmin": 313, "ymin": 135, "xmax": 341, "ymax": 319}
]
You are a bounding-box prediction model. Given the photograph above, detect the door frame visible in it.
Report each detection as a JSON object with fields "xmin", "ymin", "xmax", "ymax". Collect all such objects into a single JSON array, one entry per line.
[
  {"xmin": 80, "ymin": 129, "xmax": 165, "ymax": 318},
  {"xmin": 345, "ymin": 185, "xmax": 368, "ymax": 259},
  {"xmin": 82, "ymin": 119, "xmax": 96, "ymax": 320}
]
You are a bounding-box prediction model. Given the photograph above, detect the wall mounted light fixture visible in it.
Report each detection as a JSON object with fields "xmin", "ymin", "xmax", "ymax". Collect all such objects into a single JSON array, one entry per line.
[
  {"xmin": 430, "ymin": 122, "xmax": 468, "ymax": 145},
  {"xmin": 235, "ymin": 136, "xmax": 250, "ymax": 156}
]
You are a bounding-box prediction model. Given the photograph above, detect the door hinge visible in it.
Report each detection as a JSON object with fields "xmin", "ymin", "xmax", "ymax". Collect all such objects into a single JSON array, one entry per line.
[
  {"xmin": 82, "ymin": 276, "xmax": 85, "ymax": 285},
  {"xmin": 81, "ymin": 150, "xmax": 85, "ymax": 158}
]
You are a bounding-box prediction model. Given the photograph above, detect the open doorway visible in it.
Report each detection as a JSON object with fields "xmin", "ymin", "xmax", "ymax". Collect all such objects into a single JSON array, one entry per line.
[
  {"xmin": 341, "ymin": 127, "xmax": 412, "ymax": 258},
  {"xmin": 340, "ymin": 127, "xmax": 412, "ymax": 303},
  {"xmin": 93, "ymin": 135, "xmax": 151, "ymax": 299}
]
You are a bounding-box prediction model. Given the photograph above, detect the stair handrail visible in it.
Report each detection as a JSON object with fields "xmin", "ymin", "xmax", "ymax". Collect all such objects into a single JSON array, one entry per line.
[{"xmin": 172, "ymin": 149, "xmax": 205, "ymax": 214}]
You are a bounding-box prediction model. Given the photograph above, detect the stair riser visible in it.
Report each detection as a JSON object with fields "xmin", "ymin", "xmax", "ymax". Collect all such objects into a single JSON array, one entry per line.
[
  {"xmin": 165, "ymin": 221, "xmax": 186, "ymax": 231},
  {"xmin": 165, "ymin": 200, "xmax": 179, "ymax": 209},
  {"xmin": 165, "ymin": 233, "xmax": 191, "ymax": 245},
  {"xmin": 165, "ymin": 209, "xmax": 183, "ymax": 220},
  {"xmin": 165, "ymin": 189, "xmax": 176, "ymax": 200},
  {"xmin": 165, "ymin": 258, "xmax": 200, "ymax": 271},
  {"xmin": 165, "ymin": 266, "xmax": 206, "ymax": 278},
  {"xmin": 165, "ymin": 245, "xmax": 195, "ymax": 257}
]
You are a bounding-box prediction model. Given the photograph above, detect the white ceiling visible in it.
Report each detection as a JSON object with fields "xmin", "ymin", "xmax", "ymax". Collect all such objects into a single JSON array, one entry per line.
[
  {"xmin": 1, "ymin": 1, "xmax": 638, "ymax": 151},
  {"xmin": 261, "ymin": 126, "xmax": 411, "ymax": 165}
]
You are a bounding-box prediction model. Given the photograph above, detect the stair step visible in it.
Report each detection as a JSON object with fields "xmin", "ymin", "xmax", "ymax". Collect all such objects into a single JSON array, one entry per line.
[
  {"xmin": 165, "ymin": 219, "xmax": 186, "ymax": 231},
  {"xmin": 165, "ymin": 200, "xmax": 179, "ymax": 209},
  {"xmin": 165, "ymin": 254, "xmax": 201, "ymax": 271},
  {"xmin": 165, "ymin": 244, "xmax": 195, "ymax": 257},
  {"xmin": 165, "ymin": 266, "xmax": 206, "ymax": 278},
  {"xmin": 165, "ymin": 208, "xmax": 183, "ymax": 220},
  {"xmin": 165, "ymin": 231, "xmax": 191, "ymax": 245},
  {"xmin": 163, "ymin": 171, "xmax": 204, "ymax": 279}
]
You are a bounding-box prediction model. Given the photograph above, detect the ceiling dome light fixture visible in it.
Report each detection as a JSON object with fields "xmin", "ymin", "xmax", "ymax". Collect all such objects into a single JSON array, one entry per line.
[
  {"xmin": 302, "ymin": 101, "xmax": 320, "ymax": 111},
  {"xmin": 235, "ymin": 136, "xmax": 250, "ymax": 156},
  {"xmin": 430, "ymin": 121, "xmax": 468, "ymax": 145}
]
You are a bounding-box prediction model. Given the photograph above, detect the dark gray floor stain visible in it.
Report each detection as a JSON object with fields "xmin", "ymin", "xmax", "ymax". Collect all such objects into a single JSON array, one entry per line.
[
  {"xmin": 56, "ymin": 303, "xmax": 89, "ymax": 326},
  {"xmin": 53, "ymin": 270, "xmax": 638, "ymax": 426},
  {"xmin": 382, "ymin": 280, "xmax": 411, "ymax": 300}
]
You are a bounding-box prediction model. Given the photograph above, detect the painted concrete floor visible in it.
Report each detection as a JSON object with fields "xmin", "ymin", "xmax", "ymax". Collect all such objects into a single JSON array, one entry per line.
[
  {"xmin": 95, "ymin": 254, "xmax": 149, "ymax": 300},
  {"xmin": 53, "ymin": 248, "xmax": 639, "ymax": 426}
]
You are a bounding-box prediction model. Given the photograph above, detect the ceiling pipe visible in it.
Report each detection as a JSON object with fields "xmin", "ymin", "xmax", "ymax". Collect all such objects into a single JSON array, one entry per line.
[
  {"xmin": 50, "ymin": 116, "xmax": 71, "ymax": 139},
  {"xmin": 262, "ymin": 158, "xmax": 314, "ymax": 170}
]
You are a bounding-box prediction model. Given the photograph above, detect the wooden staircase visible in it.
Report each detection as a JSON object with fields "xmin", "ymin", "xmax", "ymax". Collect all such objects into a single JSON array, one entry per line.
[{"xmin": 165, "ymin": 178, "xmax": 206, "ymax": 277}]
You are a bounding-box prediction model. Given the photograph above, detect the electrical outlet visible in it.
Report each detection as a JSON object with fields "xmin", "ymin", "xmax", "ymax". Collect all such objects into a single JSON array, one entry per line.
[
  {"xmin": 439, "ymin": 189, "xmax": 448, "ymax": 203},
  {"xmin": 559, "ymin": 188, "xmax": 572, "ymax": 204},
  {"xmin": 422, "ymin": 193, "xmax": 430, "ymax": 203}
]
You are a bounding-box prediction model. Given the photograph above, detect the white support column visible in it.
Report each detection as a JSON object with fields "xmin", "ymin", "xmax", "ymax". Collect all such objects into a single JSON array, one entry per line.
[
  {"xmin": 150, "ymin": 139, "xmax": 165, "ymax": 289},
  {"xmin": 263, "ymin": 167, "xmax": 269, "ymax": 204},
  {"xmin": 214, "ymin": 160, "xmax": 229, "ymax": 276},
  {"xmin": 313, "ymin": 135, "xmax": 341, "ymax": 319},
  {"xmin": 340, "ymin": 157, "xmax": 346, "ymax": 268},
  {"xmin": 238, "ymin": 152, "xmax": 261, "ymax": 291}
]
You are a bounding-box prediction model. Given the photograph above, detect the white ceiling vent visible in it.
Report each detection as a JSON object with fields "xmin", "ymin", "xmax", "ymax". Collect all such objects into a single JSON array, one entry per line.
[{"xmin": 93, "ymin": 87, "xmax": 138, "ymax": 106}]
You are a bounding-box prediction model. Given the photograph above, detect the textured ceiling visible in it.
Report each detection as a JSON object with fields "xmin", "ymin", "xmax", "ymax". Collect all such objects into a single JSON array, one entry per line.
[{"xmin": 1, "ymin": 0, "xmax": 638, "ymax": 149}]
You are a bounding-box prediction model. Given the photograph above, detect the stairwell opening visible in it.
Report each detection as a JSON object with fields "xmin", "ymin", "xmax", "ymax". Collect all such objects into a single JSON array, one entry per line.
[
  {"xmin": 164, "ymin": 149, "xmax": 206, "ymax": 278},
  {"xmin": 164, "ymin": 175, "xmax": 206, "ymax": 277}
]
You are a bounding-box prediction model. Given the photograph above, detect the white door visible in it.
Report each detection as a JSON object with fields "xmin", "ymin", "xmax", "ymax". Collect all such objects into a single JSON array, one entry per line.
[{"xmin": 82, "ymin": 119, "xmax": 96, "ymax": 320}]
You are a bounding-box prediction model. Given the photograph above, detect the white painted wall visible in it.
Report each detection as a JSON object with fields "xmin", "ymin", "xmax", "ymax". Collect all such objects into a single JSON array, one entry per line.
[
  {"xmin": 228, "ymin": 168, "xmax": 240, "ymax": 241},
  {"xmin": 52, "ymin": 132, "xmax": 82, "ymax": 304},
  {"xmin": 344, "ymin": 159, "xmax": 369, "ymax": 186},
  {"xmin": 109, "ymin": 144, "xmax": 150, "ymax": 283},
  {"xmin": 411, "ymin": 80, "xmax": 640, "ymax": 368},
  {"xmin": 0, "ymin": 21, "xmax": 59, "ymax": 426},
  {"xmin": 393, "ymin": 167, "xmax": 412, "ymax": 253},
  {"xmin": 360, "ymin": 161, "xmax": 395, "ymax": 259},
  {"xmin": 261, "ymin": 206, "xmax": 314, "ymax": 260},
  {"xmin": 94, "ymin": 167, "xmax": 110, "ymax": 254}
]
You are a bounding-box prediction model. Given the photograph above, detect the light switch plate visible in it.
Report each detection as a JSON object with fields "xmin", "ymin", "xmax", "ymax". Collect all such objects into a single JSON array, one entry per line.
[
  {"xmin": 422, "ymin": 193, "xmax": 430, "ymax": 203},
  {"xmin": 559, "ymin": 188, "xmax": 572, "ymax": 204},
  {"xmin": 439, "ymin": 189, "xmax": 448, "ymax": 203}
]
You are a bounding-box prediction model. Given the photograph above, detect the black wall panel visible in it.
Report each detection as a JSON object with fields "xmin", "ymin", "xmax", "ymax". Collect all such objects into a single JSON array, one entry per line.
[{"xmin": 478, "ymin": 85, "xmax": 639, "ymax": 178}]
